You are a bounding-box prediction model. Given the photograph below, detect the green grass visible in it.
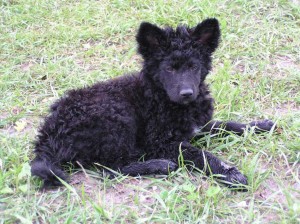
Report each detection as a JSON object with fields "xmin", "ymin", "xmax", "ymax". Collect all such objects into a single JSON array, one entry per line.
[{"xmin": 1, "ymin": 0, "xmax": 300, "ymax": 223}]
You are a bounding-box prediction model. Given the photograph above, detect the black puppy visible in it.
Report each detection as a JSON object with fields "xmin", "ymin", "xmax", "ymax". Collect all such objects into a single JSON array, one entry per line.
[{"xmin": 31, "ymin": 18, "xmax": 274, "ymax": 188}]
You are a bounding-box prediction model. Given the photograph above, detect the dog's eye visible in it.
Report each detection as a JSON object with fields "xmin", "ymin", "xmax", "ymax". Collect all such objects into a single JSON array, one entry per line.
[{"xmin": 166, "ymin": 66, "xmax": 175, "ymax": 73}]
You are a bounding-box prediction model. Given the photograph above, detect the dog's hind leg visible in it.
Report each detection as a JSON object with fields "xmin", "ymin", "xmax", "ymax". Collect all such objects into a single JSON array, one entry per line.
[
  {"xmin": 203, "ymin": 120, "xmax": 275, "ymax": 135},
  {"xmin": 120, "ymin": 159, "xmax": 178, "ymax": 176}
]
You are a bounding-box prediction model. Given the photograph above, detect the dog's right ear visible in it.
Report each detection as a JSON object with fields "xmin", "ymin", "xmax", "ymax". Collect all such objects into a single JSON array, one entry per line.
[{"xmin": 136, "ymin": 22, "xmax": 166, "ymax": 58}]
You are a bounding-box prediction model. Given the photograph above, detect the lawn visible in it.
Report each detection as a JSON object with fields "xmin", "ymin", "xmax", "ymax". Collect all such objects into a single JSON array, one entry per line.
[{"xmin": 0, "ymin": 0, "xmax": 299, "ymax": 223}]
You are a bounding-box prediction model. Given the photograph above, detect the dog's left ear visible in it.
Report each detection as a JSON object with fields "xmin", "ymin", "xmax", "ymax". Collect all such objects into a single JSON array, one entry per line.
[{"xmin": 191, "ymin": 18, "xmax": 220, "ymax": 52}]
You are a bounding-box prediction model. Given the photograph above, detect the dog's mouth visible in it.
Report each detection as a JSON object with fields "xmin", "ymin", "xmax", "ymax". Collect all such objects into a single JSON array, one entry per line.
[
  {"xmin": 172, "ymin": 95, "xmax": 197, "ymax": 105},
  {"xmin": 180, "ymin": 97, "xmax": 196, "ymax": 105},
  {"xmin": 183, "ymin": 101, "xmax": 191, "ymax": 105},
  {"xmin": 168, "ymin": 96, "xmax": 195, "ymax": 105}
]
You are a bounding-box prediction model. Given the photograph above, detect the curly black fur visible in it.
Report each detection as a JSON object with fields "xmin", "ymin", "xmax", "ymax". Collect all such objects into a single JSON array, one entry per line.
[{"xmin": 31, "ymin": 18, "xmax": 274, "ymax": 189}]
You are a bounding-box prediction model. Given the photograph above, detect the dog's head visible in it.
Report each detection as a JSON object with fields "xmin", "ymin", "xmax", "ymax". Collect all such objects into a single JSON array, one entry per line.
[{"xmin": 136, "ymin": 18, "xmax": 220, "ymax": 104}]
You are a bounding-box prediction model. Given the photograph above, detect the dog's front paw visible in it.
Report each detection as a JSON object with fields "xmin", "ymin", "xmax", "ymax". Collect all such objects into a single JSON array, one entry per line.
[
  {"xmin": 218, "ymin": 167, "xmax": 248, "ymax": 190},
  {"xmin": 249, "ymin": 119, "xmax": 275, "ymax": 132},
  {"xmin": 152, "ymin": 160, "xmax": 178, "ymax": 174}
]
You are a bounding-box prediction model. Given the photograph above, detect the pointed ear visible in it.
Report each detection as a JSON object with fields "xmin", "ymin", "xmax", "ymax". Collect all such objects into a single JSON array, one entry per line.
[
  {"xmin": 136, "ymin": 22, "xmax": 166, "ymax": 58},
  {"xmin": 191, "ymin": 18, "xmax": 220, "ymax": 52}
]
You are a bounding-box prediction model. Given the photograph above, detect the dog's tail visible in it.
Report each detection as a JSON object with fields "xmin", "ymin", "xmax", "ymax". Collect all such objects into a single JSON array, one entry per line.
[{"xmin": 31, "ymin": 158, "xmax": 68, "ymax": 188}]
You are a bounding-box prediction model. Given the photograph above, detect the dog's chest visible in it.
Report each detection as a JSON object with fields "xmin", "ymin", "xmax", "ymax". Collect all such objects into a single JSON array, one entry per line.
[{"xmin": 144, "ymin": 104, "xmax": 209, "ymax": 141}]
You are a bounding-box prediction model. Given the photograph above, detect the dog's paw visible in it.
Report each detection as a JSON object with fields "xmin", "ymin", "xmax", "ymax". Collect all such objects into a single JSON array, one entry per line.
[
  {"xmin": 218, "ymin": 167, "xmax": 248, "ymax": 190},
  {"xmin": 249, "ymin": 119, "xmax": 275, "ymax": 132},
  {"xmin": 167, "ymin": 161, "xmax": 179, "ymax": 172},
  {"xmin": 153, "ymin": 160, "xmax": 178, "ymax": 174}
]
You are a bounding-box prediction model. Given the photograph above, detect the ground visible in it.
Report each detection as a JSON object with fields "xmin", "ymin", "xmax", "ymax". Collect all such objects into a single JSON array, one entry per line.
[{"xmin": 0, "ymin": 0, "xmax": 299, "ymax": 223}]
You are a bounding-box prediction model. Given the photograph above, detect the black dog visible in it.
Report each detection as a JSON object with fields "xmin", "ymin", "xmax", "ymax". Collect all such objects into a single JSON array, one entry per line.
[{"xmin": 31, "ymin": 18, "xmax": 274, "ymax": 188}]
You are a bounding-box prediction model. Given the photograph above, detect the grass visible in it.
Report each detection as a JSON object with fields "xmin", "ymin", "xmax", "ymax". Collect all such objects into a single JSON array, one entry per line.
[{"xmin": 0, "ymin": 0, "xmax": 299, "ymax": 223}]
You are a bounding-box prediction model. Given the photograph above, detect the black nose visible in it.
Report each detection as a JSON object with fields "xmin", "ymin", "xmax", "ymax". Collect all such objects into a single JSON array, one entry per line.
[{"xmin": 180, "ymin": 89, "xmax": 193, "ymax": 97}]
